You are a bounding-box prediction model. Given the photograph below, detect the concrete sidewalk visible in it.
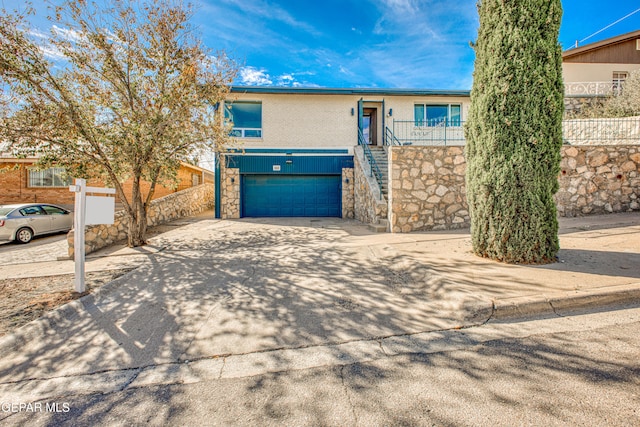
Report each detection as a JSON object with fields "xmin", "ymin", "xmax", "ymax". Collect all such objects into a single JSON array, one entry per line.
[
  {"xmin": 0, "ymin": 211, "xmax": 638, "ymax": 403},
  {"xmin": 385, "ymin": 213, "xmax": 640, "ymax": 319}
]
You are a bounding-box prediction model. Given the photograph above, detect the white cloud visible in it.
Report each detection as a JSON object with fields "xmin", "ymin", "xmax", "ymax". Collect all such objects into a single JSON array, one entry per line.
[
  {"xmin": 339, "ymin": 65, "xmax": 352, "ymax": 76},
  {"xmin": 239, "ymin": 67, "xmax": 273, "ymax": 85},
  {"xmin": 28, "ymin": 29, "xmax": 49, "ymax": 39},
  {"xmin": 276, "ymin": 74, "xmax": 295, "ymax": 85},
  {"xmin": 218, "ymin": 0, "xmax": 320, "ymax": 36},
  {"xmin": 357, "ymin": 0, "xmax": 477, "ymax": 88},
  {"xmin": 292, "ymin": 81, "xmax": 320, "ymax": 88},
  {"xmin": 51, "ymin": 25, "xmax": 86, "ymax": 43},
  {"xmin": 198, "ymin": 0, "xmax": 478, "ymax": 88},
  {"xmin": 381, "ymin": 0, "xmax": 418, "ymax": 13},
  {"xmin": 237, "ymin": 67, "xmax": 323, "ymax": 87},
  {"xmin": 39, "ymin": 45, "xmax": 66, "ymax": 61}
]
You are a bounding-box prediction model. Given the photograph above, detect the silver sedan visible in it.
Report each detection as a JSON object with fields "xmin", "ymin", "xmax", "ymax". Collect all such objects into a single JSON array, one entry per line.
[{"xmin": 0, "ymin": 203, "xmax": 73, "ymax": 244}]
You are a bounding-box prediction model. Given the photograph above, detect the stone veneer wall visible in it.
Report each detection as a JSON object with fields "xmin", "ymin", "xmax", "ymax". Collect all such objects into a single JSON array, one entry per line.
[
  {"xmin": 556, "ymin": 145, "xmax": 640, "ymax": 216},
  {"xmin": 387, "ymin": 145, "xmax": 640, "ymax": 233},
  {"xmin": 342, "ymin": 168, "xmax": 355, "ymax": 219},
  {"xmin": 68, "ymin": 183, "xmax": 214, "ymax": 256},
  {"xmin": 389, "ymin": 146, "xmax": 468, "ymax": 233},
  {"xmin": 220, "ymin": 158, "xmax": 240, "ymax": 219},
  {"xmin": 353, "ymin": 146, "xmax": 387, "ymax": 225}
]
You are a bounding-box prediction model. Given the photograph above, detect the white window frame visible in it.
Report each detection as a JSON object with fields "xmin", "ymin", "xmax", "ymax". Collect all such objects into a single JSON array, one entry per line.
[
  {"xmin": 224, "ymin": 101, "xmax": 263, "ymax": 138},
  {"xmin": 613, "ymin": 71, "xmax": 628, "ymax": 92},
  {"xmin": 28, "ymin": 167, "xmax": 72, "ymax": 188}
]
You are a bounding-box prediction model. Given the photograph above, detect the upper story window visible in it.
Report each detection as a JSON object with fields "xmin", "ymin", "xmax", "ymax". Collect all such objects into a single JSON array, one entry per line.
[
  {"xmin": 225, "ymin": 101, "xmax": 262, "ymax": 138},
  {"xmin": 414, "ymin": 104, "xmax": 461, "ymax": 126},
  {"xmin": 28, "ymin": 167, "xmax": 72, "ymax": 188}
]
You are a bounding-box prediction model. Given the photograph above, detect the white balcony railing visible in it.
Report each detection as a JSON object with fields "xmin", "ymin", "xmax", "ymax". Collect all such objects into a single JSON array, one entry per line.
[
  {"xmin": 564, "ymin": 81, "xmax": 623, "ymax": 96},
  {"xmin": 388, "ymin": 117, "xmax": 640, "ymax": 146}
]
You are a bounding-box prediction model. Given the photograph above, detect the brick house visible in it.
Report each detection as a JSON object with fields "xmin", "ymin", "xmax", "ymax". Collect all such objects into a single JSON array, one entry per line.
[{"xmin": 0, "ymin": 158, "xmax": 213, "ymax": 210}]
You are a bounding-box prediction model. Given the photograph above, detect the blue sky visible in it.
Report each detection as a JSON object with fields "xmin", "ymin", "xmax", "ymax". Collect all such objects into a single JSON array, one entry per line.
[
  {"xmin": 192, "ymin": 0, "xmax": 640, "ymax": 89},
  {"xmin": 21, "ymin": 1, "xmax": 640, "ymax": 90}
]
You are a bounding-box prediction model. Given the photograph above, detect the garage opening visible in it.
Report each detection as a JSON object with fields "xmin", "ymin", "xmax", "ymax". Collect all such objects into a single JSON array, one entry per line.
[{"xmin": 242, "ymin": 175, "xmax": 341, "ymax": 217}]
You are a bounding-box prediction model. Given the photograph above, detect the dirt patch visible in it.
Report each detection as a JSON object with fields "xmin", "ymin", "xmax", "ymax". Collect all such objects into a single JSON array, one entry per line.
[{"xmin": 0, "ymin": 269, "xmax": 134, "ymax": 337}]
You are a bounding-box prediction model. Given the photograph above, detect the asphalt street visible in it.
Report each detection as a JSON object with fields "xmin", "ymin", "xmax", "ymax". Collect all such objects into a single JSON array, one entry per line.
[{"xmin": 2, "ymin": 305, "xmax": 639, "ymax": 426}]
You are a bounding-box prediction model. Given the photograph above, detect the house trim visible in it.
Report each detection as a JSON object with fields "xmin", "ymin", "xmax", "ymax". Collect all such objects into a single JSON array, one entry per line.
[
  {"xmin": 563, "ymin": 29, "xmax": 640, "ymax": 59},
  {"xmin": 230, "ymin": 86, "xmax": 470, "ymax": 97}
]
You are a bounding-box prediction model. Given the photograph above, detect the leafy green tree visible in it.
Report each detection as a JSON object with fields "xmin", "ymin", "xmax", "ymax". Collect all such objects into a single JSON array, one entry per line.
[
  {"xmin": 464, "ymin": 0, "xmax": 564, "ymax": 264},
  {"xmin": 0, "ymin": 0, "xmax": 236, "ymax": 246}
]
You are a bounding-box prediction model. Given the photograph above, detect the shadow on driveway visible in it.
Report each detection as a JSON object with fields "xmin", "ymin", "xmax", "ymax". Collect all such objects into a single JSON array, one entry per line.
[{"xmin": 0, "ymin": 218, "xmax": 492, "ymax": 388}]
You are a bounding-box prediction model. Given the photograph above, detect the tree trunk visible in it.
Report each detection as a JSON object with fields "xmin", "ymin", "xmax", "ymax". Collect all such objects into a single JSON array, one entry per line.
[
  {"xmin": 127, "ymin": 176, "xmax": 148, "ymax": 247},
  {"xmin": 127, "ymin": 204, "xmax": 148, "ymax": 247}
]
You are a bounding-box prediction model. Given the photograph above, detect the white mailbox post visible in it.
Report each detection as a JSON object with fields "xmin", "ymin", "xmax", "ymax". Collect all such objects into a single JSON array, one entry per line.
[{"xmin": 69, "ymin": 178, "xmax": 116, "ymax": 292}]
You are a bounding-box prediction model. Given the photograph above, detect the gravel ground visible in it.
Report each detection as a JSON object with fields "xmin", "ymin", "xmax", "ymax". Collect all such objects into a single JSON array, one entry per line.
[{"xmin": 0, "ymin": 269, "xmax": 133, "ymax": 337}]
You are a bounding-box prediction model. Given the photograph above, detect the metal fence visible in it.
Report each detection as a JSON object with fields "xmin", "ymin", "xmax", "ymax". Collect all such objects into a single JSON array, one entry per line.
[
  {"xmin": 562, "ymin": 117, "xmax": 640, "ymax": 144},
  {"xmin": 564, "ymin": 81, "xmax": 623, "ymax": 97},
  {"xmin": 392, "ymin": 120, "xmax": 466, "ymax": 146},
  {"xmin": 390, "ymin": 118, "xmax": 640, "ymax": 146}
]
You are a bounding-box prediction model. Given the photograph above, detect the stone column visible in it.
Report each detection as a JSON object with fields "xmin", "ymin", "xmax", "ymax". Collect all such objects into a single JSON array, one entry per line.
[
  {"xmin": 342, "ymin": 168, "xmax": 355, "ymax": 219},
  {"xmin": 220, "ymin": 164, "xmax": 240, "ymax": 219}
]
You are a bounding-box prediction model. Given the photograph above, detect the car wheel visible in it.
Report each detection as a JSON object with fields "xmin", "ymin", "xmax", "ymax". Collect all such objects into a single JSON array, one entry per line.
[{"xmin": 15, "ymin": 227, "xmax": 33, "ymax": 244}]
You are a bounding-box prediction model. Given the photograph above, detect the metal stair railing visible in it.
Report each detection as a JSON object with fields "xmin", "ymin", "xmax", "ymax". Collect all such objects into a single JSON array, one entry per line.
[
  {"xmin": 358, "ymin": 128, "xmax": 384, "ymax": 200},
  {"xmin": 384, "ymin": 126, "xmax": 402, "ymax": 146}
]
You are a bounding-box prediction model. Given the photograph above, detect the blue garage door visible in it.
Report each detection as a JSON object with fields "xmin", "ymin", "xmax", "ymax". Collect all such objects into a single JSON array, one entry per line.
[{"xmin": 242, "ymin": 175, "xmax": 341, "ymax": 217}]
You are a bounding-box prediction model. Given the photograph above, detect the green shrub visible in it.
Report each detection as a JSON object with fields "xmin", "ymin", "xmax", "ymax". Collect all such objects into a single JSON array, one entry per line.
[{"xmin": 464, "ymin": 0, "xmax": 564, "ymax": 264}]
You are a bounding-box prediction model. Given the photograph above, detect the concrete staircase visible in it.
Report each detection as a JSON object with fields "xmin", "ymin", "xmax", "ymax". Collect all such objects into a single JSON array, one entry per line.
[
  {"xmin": 368, "ymin": 218, "xmax": 389, "ymax": 233},
  {"xmin": 368, "ymin": 146, "xmax": 388, "ymax": 199},
  {"xmin": 366, "ymin": 146, "xmax": 389, "ymax": 233}
]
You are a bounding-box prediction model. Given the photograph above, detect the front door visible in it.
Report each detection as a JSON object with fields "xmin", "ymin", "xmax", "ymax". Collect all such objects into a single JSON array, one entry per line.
[{"xmin": 362, "ymin": 108, "xmax": 378, "ymax": 146}]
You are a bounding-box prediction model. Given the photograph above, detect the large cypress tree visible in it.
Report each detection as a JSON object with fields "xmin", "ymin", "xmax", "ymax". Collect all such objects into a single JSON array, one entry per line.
[{"xmin": 464, "ymin": 0, "xmax": 564, "ymax": 264}]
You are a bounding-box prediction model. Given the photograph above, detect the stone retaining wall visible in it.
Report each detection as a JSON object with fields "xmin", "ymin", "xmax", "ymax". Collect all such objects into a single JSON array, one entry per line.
[
  {"xmin": 389, "ymin": 146, "xmax": 468, "ymax": 232},
  {"xmin": 353, "ymin": 146, "xmax": 387, "ymax": 225},
  {"xmin": 557, "ymin": 145, "xmax": 640, "ymax": 216},
  {"xmin": 387, "ymin": 145, "xmax": 640, "ymax": 233},
  {"xmin": 68, "ymin": 183, "xmax": 214, "ymax": 256}
]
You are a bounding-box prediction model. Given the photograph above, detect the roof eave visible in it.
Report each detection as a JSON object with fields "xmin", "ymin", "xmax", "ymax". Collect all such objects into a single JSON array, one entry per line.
[
  {"xmin": 563, "ymin": 29, "xmax": 640, "ymax": 58},
  {"xmin": 230, "ymin": 86, "xmax": 470, "ymax": 97}
]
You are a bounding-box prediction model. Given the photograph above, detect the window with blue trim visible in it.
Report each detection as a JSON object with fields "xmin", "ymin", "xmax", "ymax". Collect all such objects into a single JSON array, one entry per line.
[
  {"xmin": 414, "ymin": 104, "xmax": 461, "ymax": 126},
  {"xmin": 225, "ymin": 101, "xmax": 262, "ymax": 138}
]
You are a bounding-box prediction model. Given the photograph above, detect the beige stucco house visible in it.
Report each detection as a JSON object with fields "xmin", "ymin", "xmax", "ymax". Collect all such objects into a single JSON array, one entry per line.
[
  {"xmin": 215, "ymin": 86, "xmax": 470, "ymax": 220},
  {"xmin": 563, "ymin": 29, "xmax": 640, "ymax": 96}
]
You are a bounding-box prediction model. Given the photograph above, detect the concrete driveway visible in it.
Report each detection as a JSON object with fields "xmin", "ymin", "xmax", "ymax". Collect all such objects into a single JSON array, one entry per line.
[{"xmin": 0, "ymin": 217, "xmax": 492, "ymax": 387}]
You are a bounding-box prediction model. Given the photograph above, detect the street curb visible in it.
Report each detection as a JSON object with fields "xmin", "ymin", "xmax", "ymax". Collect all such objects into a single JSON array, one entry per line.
[{"xmin": 492, "ymin": 282, "xmax": 640, "ymax": 320}]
